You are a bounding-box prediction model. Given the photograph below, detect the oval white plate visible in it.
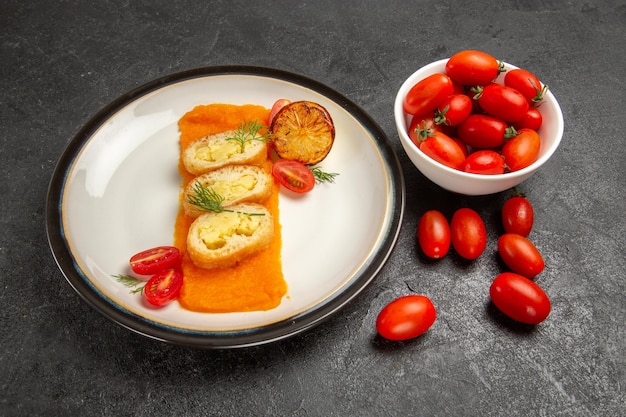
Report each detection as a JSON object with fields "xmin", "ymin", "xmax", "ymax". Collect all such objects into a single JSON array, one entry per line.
[{"xmin": 46, "ymin": 66, "xmax": 405, "ymax": 348}]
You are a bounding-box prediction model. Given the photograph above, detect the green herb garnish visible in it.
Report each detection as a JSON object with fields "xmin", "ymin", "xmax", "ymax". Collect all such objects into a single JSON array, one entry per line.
[
  {"xmin": 226, "ymin": 120, "xmax": 271, "ymax": 153},
  {"xmin": 187, "ymin": 182, "xmax": 264, "ymax": 216},
  {"xmin": 112, "ymin": 274, "xmax": 145, "ymax": 294},
  {"xmin": 310, "ymin": 167, "xmax": 339, "ymax": 184}
]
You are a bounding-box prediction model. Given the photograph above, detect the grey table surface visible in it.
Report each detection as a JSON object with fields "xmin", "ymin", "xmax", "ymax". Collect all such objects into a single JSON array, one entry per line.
[{"xmin": 2, "ymin": 1, "xmax": 625, "ymax": 416}]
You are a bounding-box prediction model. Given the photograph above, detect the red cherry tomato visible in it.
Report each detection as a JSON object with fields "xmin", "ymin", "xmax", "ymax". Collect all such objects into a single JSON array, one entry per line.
[
  {"xmin": 450, "ymin": 208, "xmax": 487, "ymax": 260},
  {"xmin": 376, "ymin": 295, "xmax": 436, "ymax": 340},
  {"xmin": 419, "ymin": 131, "xmax": 466, "ymax": 170},
  {"xmin": 143, "ymin": 268, "xmax": 184, "ymax": 307},
  {"xmin": 502, "ymin": 195, "xmax": 534, "ymax": 237},
  {"xmin": 504, "ymin": 68, "xmax": 547, "ymax": 105},
  {"xmin": 462, "ymin": 150, "xmax": 505, "ymax": 175},
  {"xmin": 417, "ymin": 210, "xmax": 450, "ymax": 259},
  {"xmin": 512, "ymin": 106, "xmax": 543, "ymax": 131},
  {"xmin": 403, "ymin": 73, "xmax": 454, "ymax": 116},
  {"xmin": 130, "ymin": 246, "xmax": 181, "ymax": 276},
  {"xmin": 434, "ymin": 94, "xmax": 473, "ymax": 126},
  {"xmin": 478, "ymin": 83, "xmax": 529, "ymax": 122},
  {"xmin": 272, "ymin": 159, "xmax": 315, "ymax": 193},
  {"xmin": 490, "ymin": 272, "xmax": 551, "ymax": 324},
  {"xmin": 457, "ymin": 114, "xmax": 510, "ymax": 149},
  {"xmin": 269, "ymin": 99, "xmax": 291, "ymax": 124},
  {"xmin": 408, "ymin": 112, "xmax": 439, "ymax": 146},
  {"xmin": 498, "ymin": 233, "xmax": 545, "ymax": 279},
  {"xmin": 502, "ymin": 128, "xmax": 541, "ymax": 172},
  {"xmin": 445, "ymin": 50, "xmax": 500, "ymax": 86}
]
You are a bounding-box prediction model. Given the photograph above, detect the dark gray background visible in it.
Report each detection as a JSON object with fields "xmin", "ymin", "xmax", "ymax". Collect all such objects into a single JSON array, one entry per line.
[{"xmin": 2, "ymin": 1, "xmax": 624, "ymax": 416}]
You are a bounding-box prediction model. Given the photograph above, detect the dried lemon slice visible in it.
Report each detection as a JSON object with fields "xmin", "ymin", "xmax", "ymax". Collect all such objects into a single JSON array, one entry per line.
[{"xmin": 270, "ymin": 100, "xmax": 335, "ymax": 165}]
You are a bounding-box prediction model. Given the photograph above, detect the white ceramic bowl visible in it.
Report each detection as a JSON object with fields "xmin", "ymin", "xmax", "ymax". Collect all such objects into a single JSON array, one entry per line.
[{"xmin": 394, "ymin": 59, "xmax": 564, "ymax": 195}]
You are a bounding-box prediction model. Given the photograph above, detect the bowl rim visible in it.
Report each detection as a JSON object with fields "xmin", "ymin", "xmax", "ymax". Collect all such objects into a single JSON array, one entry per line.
[{"xmin": 394, "ymin": 58, "xmax": 564, "ymax": 181}]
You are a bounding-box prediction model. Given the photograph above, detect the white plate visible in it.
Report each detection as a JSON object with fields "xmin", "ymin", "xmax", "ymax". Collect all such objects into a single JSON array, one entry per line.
[{"xmin": 46, "ymin": 66, "xmax": 404, "ymax": 348}]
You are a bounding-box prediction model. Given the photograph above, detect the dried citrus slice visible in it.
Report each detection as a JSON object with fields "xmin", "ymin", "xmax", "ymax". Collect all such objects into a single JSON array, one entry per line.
[{"xmin": 270, "ymin": 100, "xmax": 335, "ymax": 165}]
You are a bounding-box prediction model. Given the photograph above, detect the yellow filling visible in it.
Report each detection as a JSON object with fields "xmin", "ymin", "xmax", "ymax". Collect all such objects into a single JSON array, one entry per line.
[
  {"xmin": 195, "ymin": 140, "xmax": 241, "ymax": 162},
  {"xmin": 197, "ymin": 211, "xmax": 261, "ymax": 250},
  {"xmin": 204, "ymin": 175, "xmax": 257, "ymax": 202}
]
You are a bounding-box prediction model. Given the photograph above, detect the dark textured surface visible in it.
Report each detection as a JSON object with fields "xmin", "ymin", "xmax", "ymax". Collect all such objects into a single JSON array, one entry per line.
[{"xmin": 2, "ymin": 1, "xmax": 625, "ymax": 415}]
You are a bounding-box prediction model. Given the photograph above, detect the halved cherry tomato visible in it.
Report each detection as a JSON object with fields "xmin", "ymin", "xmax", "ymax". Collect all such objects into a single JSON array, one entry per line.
[
  {"xmin": 143, "ymin": 268, "xmax": 183, "ymax": 307},
  {"xmin": 504, "ymin": 68, "xmax": 547, "ymax": 105},
  {"xmin": 376, "ymin": 295, "xmax": 436, "ymax": 341},
  {"xmin": 272, "ymin": 158, "xmax": 315, "ymax": 193},
  {"xmin": 269, "ymin": 99, "xmax": 291, "ymax": 124},
  {"xmin": 498, "ymin": 233, "xmax": 545, "ymax": 278},
  {"xmin": 502, "ymin": 128, "xmax": 541, "ymax": 171},
  {"xmin": 502, "ymin": 195, "xmax": 534, "ymax": 237},
  {"xmin": 478, "ymin": 83, "xmax": 529, "ymax": 122},
  {"xmin": 434, "ymin": 94, "xmax": 473, "ymax": 126},
  {"xmin": 462, "ymin": 150, "xmax": 505, "ymax": 175},
  {"xmin": 512, "ymin": 106, "xmax": 543, "ymax": 131},
  {"xmin": 457, "ymin": 114, "xmax": 511, "ymax": 149},
  {"xmin": 450, "ymin": 208, "xmax": 487, "ymax": 260},
  {"xmin": 490, "ymin": 272, "xmax": 551, "ymax": 324},
  {"xmin": 417, "ymin": 210, "xmax": 450, "ymax": 259},
  {"xmin": 445, "ymin": 50, "xmax": 500, "ymax": 86},
  {"xmin": 403, "ymin": 73, "xmax": 454, "ymax": 116},
  {"xmin": 419, "ymin": 131, "xmax": 466, "ymax": 170},
  {"xmin": 130, "ymin": 246, "xmax": 181, "ymax": 276}
]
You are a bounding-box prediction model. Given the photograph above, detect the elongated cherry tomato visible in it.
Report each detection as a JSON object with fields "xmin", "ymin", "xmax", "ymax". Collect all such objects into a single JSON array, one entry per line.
[
  {"xmin": 143, "ymin": 268, "xmax": 183, "ymax": 307},
  {"xmin": 502, "ymin": 195, "xmax": 534, "ymax": 237},
  {"xmin": 504, "ymin": 68, "xmax": 547, "ymax": 105},
  {"xmin": 478, "ymin": 83, "xmax": 529, "ymax": 122},
  {"xmin": 445, "ymin": 50, "xmax": 500, "ymax": 86},
  {"xmin": 408, "ymin": 112, "xmax": 439, "ymax": 146},
  {"xmin": 502, "ymin": 128, "xmax": 541, "ymax": 171},
  {"xmin": 498, "ymin": 233, "xmax": 544, "ymax": 278},
  {"xmin": 376, "ymin": 295, "xmax": 436, "ymax": 340},
  {"xmin": 434, "ymin": 94, "xmax": 472, "ymax": 126},
  {"xmin": 419, "ymin": 131, "xmax": 466, "ymax": 170},
  {"xmin": 130, "ymin": 246, "xmax": 181, "ymax": 276},
  {"xmin": 269, "ymin": 99, "xmax": 291, "ymax": 124},
  {"xmin": 512, "ymin": 106, "xmax": 543, "ymax": 131},
  {"xmin": 490, "ymin": 272, "xmax": 551, "ymax": 324},
  {"xmin": 462, "ymin": 150, "xmax": 505, "ymax": 175},
  {"xmin": 450, "ymin": 208, "xmax": 487, "ymax": 260},
  {"xmin": 272, "ymin": 159, "xmax": 315, "ymax": 193},
  {"xmin": 403, "ymin": 73, "xmax": 454, "ymax": 116},
  {"xmin": 417, "ymin": 210, "xmax": 450, "ymax": 259},
  {"xmin": 457, "ymin": 114, "xmax": 510, "ymax": 149}
]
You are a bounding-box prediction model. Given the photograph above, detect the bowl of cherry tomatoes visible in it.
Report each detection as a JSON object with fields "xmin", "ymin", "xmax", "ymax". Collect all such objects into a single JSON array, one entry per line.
[{"xmin": 394, "ymin": 50, "xmax": 564, "ymax": 195}]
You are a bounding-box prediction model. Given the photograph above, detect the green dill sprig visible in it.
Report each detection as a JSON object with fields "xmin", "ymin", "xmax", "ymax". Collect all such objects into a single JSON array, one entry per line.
[
  {"xmin": 187, "ymin": 182, "xmax": 264, "ymax": 216},
  {"xmin": 226, "ymin": 120, "xmax": 271, "ymax": 153},
  {"xmin": 310, "ymin": 167, "xmax": 339, "ymax": 184},
  {"xmin": 113, "ymin": 274, "xmax": 145, "ymax": 294}
]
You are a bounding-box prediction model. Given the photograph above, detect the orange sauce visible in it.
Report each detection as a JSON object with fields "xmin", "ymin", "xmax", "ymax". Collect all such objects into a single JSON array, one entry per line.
[{"xmin": 174, "ymin": 104, "xmax": 287, "ymax": 313}]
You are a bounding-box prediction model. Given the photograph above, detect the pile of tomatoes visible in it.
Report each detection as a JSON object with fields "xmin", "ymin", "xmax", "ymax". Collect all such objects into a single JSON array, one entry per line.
[
  {"xmin": 376, "ymin": 192, "xmax": 551, "ymax": 341},
  {"xmin": 403, "ymin": 50, "xmax": 548, "ymax": 174}
]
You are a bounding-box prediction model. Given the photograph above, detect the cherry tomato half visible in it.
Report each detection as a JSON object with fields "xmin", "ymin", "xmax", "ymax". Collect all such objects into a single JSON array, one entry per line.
[
  {"xmin": 272, "ymin": 159, "xmax": 315, "ymax": 193},
  {"xmin": 450, "ymin": 208, "xmax": 487, "ymax": 260},
  {"xmin": 376, "ymin": 295, "xmax": 436, "ymax": 341},
  {"xmin": 419, "ymin": 131, "xmax": 466, "ymax": 170},
  {"xmin": 403, "ymin": 73, "xmax": 454, "ymax": 116},
  {"xmin": 269, "ymin": 99, "xmax": 291, "ymax": 124},
  {"xmin": 490, "ymin": 272, "xmax": 551, "ymax": 324},
  {"xmin": 462, "ymin": 150, "xmax": 505, "ymax": 175},
  {"xmin": 502, "ymin": 195, "xmax": 534, "ymax": 237},
  {"xmin": 445, "ymin": 50, "xmax": 500, "ymax": 86},
  {"xmin": 498, "ymin": 233, "xmax": 545, "ymax": 278},
  {"xmin": 502, "ymin": 128, "xmax": 541, "ymax": 172},
  {"xmin": 457, "ymin": 114, "xmax": 510, "ymax": 149},
  {"xmin": 143, "ymin": 268, "xmax": 184, "ymax": 307},
  {"xmin": 417, "ymin": 210, "xmax": 450, "ymax": 259},
  {"xmin": 130, "ymin": 246, "xmax": 181, "ymax": 276},
  {"xmin": 504, "ymin": 68, "xmax": 547, "ymax": 105},
  {"xmin": 478, "ymin": 83, "xmax": 529, "ymax": 123}
]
